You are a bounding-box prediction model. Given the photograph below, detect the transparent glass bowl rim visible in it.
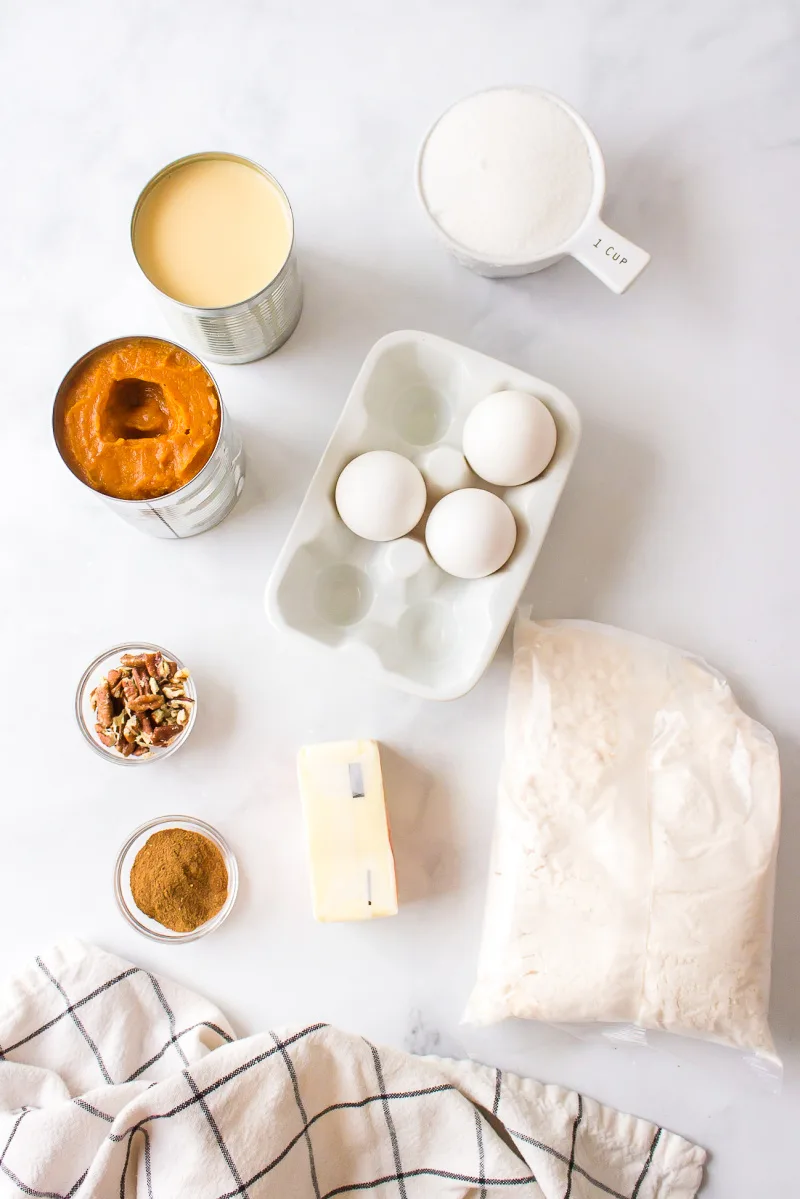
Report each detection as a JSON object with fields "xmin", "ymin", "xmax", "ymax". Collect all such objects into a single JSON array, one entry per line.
[
  {"xmin": 75, "ymin": 641, "xmax": 197, "ymax": 765},
  {"xmin": 114, "ymin": 814, "xmax": 239, "ymax": 943}
]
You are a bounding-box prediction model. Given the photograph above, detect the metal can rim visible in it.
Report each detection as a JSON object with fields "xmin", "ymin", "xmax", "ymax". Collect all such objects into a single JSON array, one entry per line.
[
  {"xmin": 130, "ymin": 151, "xmax": 297, "ymax": 314},
  {"xmin": 52, "ymin": 334, "xmax": 228, "ymax": 508}
]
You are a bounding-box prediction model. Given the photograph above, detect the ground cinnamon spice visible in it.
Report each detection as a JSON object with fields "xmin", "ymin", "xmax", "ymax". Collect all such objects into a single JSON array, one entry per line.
[{"xmin": 130, "ymin": 828, "xmax": 228, "ymax": 933}]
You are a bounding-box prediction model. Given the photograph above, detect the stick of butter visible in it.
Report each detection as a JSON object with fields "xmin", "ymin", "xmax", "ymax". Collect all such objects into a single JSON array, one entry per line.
[{"xmin": 297, "ymin": 740, "xmax": 398, "ymax": 922}]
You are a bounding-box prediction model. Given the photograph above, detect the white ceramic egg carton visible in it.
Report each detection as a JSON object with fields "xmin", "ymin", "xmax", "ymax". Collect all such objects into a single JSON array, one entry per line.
[{"xmin": 265, "ymin": 330, "xmax": 581, "ymax": 700}]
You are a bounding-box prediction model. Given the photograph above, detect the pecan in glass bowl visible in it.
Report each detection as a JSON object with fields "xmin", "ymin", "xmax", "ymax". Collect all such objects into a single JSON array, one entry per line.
[{"xmin": 75, "ymin": 643, "xmax": 197, "ymax": 765}]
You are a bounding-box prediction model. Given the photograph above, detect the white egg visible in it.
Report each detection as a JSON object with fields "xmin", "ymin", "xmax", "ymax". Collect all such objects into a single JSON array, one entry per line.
[
  {"xmin": 425, "ymin": 488, "xmax": 517, "ymax": 579},
  {"xmin": 462, "ymin": 390, "xmax": 557, "ymax": 487},
  {"xmin": 335, "ymin": 451, "xmax": 427, "ymax": 542}
]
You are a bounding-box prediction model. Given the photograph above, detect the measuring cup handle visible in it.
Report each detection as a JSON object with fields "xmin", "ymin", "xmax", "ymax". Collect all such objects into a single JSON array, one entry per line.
[{"xmin": 570, "ymin": 217, "xmax": 650, "ymax": 294}]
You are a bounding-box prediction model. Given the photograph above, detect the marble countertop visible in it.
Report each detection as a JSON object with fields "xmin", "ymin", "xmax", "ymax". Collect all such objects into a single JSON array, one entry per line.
[{"xmin": 3, "ymin": 1, "xmax": 799, "ymax": 1193}]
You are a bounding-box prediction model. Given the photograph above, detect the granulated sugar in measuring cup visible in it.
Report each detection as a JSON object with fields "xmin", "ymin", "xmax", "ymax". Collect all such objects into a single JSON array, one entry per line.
[{"xmin": 417, "ymin": 86, "xmax": 650, "ymax": 294}]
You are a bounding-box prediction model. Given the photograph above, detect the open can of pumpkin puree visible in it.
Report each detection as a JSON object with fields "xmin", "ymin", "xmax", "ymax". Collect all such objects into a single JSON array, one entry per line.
[{"xmin": 52, "ymin": 335, "xmax": 244, "ymax": 538}]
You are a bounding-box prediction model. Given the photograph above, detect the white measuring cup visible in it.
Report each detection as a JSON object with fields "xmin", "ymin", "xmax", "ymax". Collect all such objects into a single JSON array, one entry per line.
[{"xmin": 416, "ymin": 86, "xmax": 650, "ymax": 295}]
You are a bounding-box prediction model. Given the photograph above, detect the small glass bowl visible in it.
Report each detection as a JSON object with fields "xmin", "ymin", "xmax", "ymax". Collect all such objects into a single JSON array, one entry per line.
[
  {"xmin": 114, "ymin": 815, "xmax": 239, "ymax": 943},
  {"xmin": 75, "ymin": 642, "xmax": 197, "ymax": 765}
]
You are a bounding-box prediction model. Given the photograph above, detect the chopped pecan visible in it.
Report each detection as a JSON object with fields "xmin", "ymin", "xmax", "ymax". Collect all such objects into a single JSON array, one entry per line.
[
  {"xmin": 95, "ymin": 723, "xmax": 116, "ymax": 747},
  {"xmin": 120, "ymin": 653, "xmax": 148, "ymax": 668},
  {"xmin": 151, "ymin": 722, "xmax": 182, "ymax": 746},
  {"xmin": 107, "ymin": 669, "xmax": 121, "ymax": 689},
  {"xmin": 121, "ymin": 676, "xmax": 138, "ymax": 704},
  {"xmin": 139, "ymin": 712, "xmax": 154, "ymax": 739},
  {"xmin": 144, "ymin": 652, "xmax": 162, "ymax": 677},
  {"xmin": 132, "ymin": 666, "xmax": 150, "ymax": 694},
  {"xmin": 95, "ymin": 680, "xmax": 113, "ymax": 727},
  {"xmin": 129, "ymin": 693, "xmax": 163, "ymax": 713},
  {"xmin": 119, "ymin": 736, "xmax": 134, "ymax": 757}
]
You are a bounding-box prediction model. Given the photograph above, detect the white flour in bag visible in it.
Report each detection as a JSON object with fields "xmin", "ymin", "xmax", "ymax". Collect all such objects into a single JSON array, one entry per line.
[
  {"xmin": 465, "ymin": 618, "xmax": 781, "ymax": 1060},
  {"xmin": 419, "ymin": 88, "xmax": 595, "ymax": 261}
]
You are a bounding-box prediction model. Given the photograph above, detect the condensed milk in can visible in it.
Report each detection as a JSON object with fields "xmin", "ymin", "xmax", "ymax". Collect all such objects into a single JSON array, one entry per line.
[
  {"xmin": 131, "ymin": 152, "xmax": 303, "ymax": 365},
  {"xmin": 53, "ymin": 336, "xmax": 245, "ymax": 539}
]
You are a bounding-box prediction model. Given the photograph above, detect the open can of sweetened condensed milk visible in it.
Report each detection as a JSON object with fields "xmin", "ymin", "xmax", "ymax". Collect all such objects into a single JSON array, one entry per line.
[
  {"xmin": 53, "ymin": 336, "xmax": 245, "ymax": 539},
  {"xmin": 131, "ymin": 152, "xmax": 303, "ymax": 365}
]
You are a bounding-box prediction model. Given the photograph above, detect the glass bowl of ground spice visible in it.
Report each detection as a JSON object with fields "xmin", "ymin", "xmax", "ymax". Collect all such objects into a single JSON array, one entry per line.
[
  {"xmin": 76, "ymin": 642, "xmax": 197, "ymax": 764},
  {"xmin": 114, "ymin": 815, "xmax": 238, "ymax": 942}
]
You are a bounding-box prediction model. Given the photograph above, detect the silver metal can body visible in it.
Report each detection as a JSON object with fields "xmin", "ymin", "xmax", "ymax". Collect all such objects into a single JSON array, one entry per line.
[
  {"xmin": 156, "ymin": 254, "xmax": 302, "ymax": 365},
  {"xmin": 131, "ymin": 153, "xmax": 303, "ymax": 365},
  {"xmin": 53, "ymin": 337, "xmax": 245, "ymax": 539}
]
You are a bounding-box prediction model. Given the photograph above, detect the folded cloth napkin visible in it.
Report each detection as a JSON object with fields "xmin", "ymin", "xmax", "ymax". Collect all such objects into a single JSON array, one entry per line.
[{"xmin": 0, "ymin": 942, "xmax": 705, "ymax": 1198}]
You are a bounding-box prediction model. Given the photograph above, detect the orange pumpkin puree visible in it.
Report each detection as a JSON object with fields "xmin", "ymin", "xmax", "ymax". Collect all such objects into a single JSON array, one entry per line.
[{"xmin": 56, "ymin": 337, "xmax": 220, "ymax": 501}]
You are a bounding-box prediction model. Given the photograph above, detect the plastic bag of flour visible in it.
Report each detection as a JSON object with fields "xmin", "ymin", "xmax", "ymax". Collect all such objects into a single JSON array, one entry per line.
[{"xmin": 465, "ymin": 616, "xmax": 781, "ymax": 1071}]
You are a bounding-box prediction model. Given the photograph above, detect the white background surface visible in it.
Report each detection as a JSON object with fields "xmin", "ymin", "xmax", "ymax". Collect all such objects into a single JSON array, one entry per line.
[{"xmin": 2, "ymin": 1, "xmax": 798, "ymax": 1194}]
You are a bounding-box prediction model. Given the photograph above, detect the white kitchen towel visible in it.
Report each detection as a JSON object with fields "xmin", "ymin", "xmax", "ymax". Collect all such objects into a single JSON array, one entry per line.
[{"xmin": 0, "ymin": 941, "xmax": 705, "ymax": 1198}]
